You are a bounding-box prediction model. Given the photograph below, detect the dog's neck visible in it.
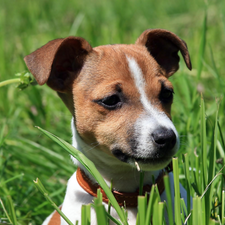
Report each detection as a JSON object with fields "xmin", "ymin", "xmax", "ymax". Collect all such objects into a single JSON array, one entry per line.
[{"xmin": 70, "ymin": 118, "xmax": 161, "ymax": 193}]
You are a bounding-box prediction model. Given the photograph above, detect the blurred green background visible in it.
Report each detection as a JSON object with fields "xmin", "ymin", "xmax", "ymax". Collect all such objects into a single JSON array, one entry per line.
[{"xmin": 0, "ymin": 0, "xmax": 225, "ymax": 224}]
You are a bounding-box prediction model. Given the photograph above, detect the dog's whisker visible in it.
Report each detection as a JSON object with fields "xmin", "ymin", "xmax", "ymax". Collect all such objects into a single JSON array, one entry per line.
[
  {"xmin": 90, "ymin": 141, "xmax": 99, "ymax": 146},
  {"xmin": 86, "ymin": 143, "xmax": 100, "ymax": 152}
]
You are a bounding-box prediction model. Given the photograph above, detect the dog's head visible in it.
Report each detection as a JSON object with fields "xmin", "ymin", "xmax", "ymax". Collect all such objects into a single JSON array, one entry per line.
[{"xmin": 24, "ymin": 29, "xmax": 191, "ymax": 171}]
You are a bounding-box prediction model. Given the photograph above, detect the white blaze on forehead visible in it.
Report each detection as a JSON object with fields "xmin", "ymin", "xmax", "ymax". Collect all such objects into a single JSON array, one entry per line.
[
  {"xmin": 126, "ymin": 57, "xmax": 158, "ymax": 116},
  {"xmin": 126, "ymin": 56, "xmax": 179, "ymax": 157}
]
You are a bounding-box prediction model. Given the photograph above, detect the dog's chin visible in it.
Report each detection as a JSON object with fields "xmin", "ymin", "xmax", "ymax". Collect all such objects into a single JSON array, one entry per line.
[
  {"xmin": 130, "ymin": 156, "xmax": 172, "ymax": 171},
  {"xmin": 112, "ymin": 149, "xmax": 173, "ymax": 171}
]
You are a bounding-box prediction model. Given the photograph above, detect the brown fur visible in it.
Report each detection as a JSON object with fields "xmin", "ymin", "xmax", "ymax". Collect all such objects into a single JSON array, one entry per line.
[{"xmin": 24, "ymin": 28, "xmax": 191, "ymax": 161}]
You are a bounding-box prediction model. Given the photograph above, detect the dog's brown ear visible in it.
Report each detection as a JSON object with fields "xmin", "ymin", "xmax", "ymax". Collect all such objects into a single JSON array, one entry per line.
[
  {"xmin": 24, "ymin": 37, "xmax": 92, "ymax": 92},
  {"xmin": 136, "ymin": 29, "xmax": 192, "ymax": 77}
]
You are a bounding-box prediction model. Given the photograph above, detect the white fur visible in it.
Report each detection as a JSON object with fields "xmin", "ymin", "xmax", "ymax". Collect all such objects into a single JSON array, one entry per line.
[
  {"xmin": 70, "ymin": 118, "xmax": 161, "ymax": 192},
  {"xmin": 42, "ymin": 212, "xmax": 56, "ymax": 225},
  {"xmin": 57, "ymin": 120, "xmax": 189, "ymax": 225},
  {"xmin": 126, "ymin": 57, "xmax": 179, "ymax": 160},
  {"xmin": 43, "ymin": 57, "xmax": 189, "ymax": 225},
  {"xmin": 60, "ymin": 159, "xmax": 189, "ymax": 224}
]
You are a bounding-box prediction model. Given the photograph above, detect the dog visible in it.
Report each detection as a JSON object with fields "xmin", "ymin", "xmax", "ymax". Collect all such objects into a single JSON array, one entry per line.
[{"xmin": 24, "ymin": 29, "xmax": 192, "ymax": 225}]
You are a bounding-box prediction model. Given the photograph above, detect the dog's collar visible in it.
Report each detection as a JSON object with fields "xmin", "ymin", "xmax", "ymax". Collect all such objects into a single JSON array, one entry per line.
[{"xmin": 76, "ymin": 162, "xmax": 172, "ymax": 207}]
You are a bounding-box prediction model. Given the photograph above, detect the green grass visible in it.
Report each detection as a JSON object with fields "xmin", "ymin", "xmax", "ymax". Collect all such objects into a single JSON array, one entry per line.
[{"xmin": 0, "ymin": 0, "xmax": 225, "ymax": 224}]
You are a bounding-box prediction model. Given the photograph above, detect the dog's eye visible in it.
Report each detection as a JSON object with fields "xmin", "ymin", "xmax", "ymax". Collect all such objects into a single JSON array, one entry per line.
[
  {"xmin": 97, "ymin": 95, "xmax": 122, "ymax": 110},
  {"xmin": 161, "ymin": 89, "xmax": 173, "ymax": 99},
  {"xmin": 160, "ymin": 88, "xmax": 174, "ymax": 103}
]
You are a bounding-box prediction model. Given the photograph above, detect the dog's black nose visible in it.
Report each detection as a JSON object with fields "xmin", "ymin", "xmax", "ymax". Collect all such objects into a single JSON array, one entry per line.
[{"xmin": 152, "ymin": 128, "xmax": 176, "ymax": 151}]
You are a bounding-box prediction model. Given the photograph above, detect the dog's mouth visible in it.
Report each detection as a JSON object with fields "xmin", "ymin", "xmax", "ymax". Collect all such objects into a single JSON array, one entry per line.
[
  {"xmin": 111, "ymin": 126, "xmax": 178, "ymax": 170},
  {"xmin": 112, "ymin": 149, "xmax": 172, "ymax": 170}
]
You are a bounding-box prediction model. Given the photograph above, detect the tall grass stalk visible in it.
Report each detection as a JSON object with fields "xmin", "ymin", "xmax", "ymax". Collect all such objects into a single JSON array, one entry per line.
[
  {"xmin": 173, "ymin": 158, "xmax": 182, "ymax": 225},
  {"xmin": 36, "ymin": 126, "xmax": 127, "ymax": 225},
  {"xmin": 1, "ymin": 1, "xmax": 225, "ymax": 224},
  {"xmin": 24, "ymin": 97, "xmax": 225, "ymax": 224},
  {"xmin": 34, "ymin": 178, "xmax": 74, "ymax": 225},
  {"xmin": 196, "ymin": 10, "xmax": 207, "ymax": 81}
]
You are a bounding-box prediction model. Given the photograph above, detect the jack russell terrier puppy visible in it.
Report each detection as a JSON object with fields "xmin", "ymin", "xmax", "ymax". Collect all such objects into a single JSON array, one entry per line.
[{"xmin": 24, "ymin": 29, "xmax": 192, "ymax": 225}]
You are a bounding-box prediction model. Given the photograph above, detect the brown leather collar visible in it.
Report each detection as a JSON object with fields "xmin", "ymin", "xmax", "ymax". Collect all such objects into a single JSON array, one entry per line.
[{"xmin": 76, "ymin": 162, "xmax": 172, "ymax": 207}]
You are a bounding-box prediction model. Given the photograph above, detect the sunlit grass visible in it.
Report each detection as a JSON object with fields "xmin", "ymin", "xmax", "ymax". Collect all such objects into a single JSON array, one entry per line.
[{"xmin": 0, "ymin": 0, "xmax": 225, "ymax": 224}]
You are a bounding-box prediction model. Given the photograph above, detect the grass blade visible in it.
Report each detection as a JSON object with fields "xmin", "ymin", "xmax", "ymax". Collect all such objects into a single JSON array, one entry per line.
[
  {"xmin": 152, "ymin": 186, "xmax": 160, "ymax": 225},
  {"xmin": 200, "ymin": 95, "xmax": 207, "ymax": 190},
  {"xmin": 205, "ymin": 104, "xmax": 219, "ymax": 224},
  {"xmin": 217, "ymin": 122, "xmax": 225, "ymax": 151},
  {"xmin": 139, "ymin": 171, "xmax": 145, "ymax": 196},
  {"xmin": 173, "ymin": 157, "xmax": 181, "ymax": 225},
  {"xmin": 107, "ymin": 181, "xmax": 113, "ymax": 224},
  {"xmin": 0, "ymin": 198, "xmax": 13, "ymax": 224},
  {"xmin": 34, "ymin": 178, "xmax": 74, "ymax": 225},
  {"xmin": 36, "ymin": 126, "xmax": 126, "ymax": 225},
  {"xmin": 145, "ymin": 185, "xmax": 157, "ymax": 225},
  {"xmin": 6, "ymin": 195, "xmax": 18, "ymax": 225},
  {"xmin": 180, "ymin": 199, "xmax": 187, "ymax": 223},
  {"xmin": 222, "ymin": 190, "xmax": 225, "ymax": 224},
  {"xmin": 81, "ymin": 205, "xmax": 87, "ymax": 225},
  {"xmin": 138, "ymin": 195, "xmax": 147, "ymax": 225},
  {"xmin": 81, "ymin": 204, "xmax": 91, "ymax": 225},
  {"xmin": 192, "ymin": 197, "xmax": 202, "ymax": 224},
  {"xmin": 158, "ymin": 202, "xmax": 165, "ymax": 225},
  {"xmin": 163, "ymin": 175, "xmax": 174, "ymax": 225},
  {"xmin": 193, "ymin": 151, "xmax": 201, "ymax": 195},
  {"xmin": 209, "ymin": 45, "xmax": 220, "ymax": 79},
  {"xmin": 208, "ymin": 105, "xmax": 219, "ymax": 183},
  {"xmin": 197, "ymin": 10, "xmax": 207, "ymax": 80},
  {"xmin": 94, "ymin": 189, "xmax": 108, "ymax": 225},
  {"xmin": 0, "ymin": 78, "xmax": 21, "ymax": 88},
  {"xmin": 182, "ymin": 154, "xmax": 191, "ymax": 213},
  {"xmin": 0, "ymin": 173, "xmax": 24, "ymax": 186}
]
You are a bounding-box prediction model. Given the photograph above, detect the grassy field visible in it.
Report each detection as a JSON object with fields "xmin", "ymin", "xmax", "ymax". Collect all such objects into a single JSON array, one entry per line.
[{"xmin": 0, "ymin": 0, "xmax": 225, "ymax": 224}]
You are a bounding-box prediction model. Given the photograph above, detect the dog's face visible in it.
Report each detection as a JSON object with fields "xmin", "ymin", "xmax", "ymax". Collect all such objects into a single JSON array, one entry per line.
[
  {"xmin": 73, "ymin": 44, "xmax": 179, "ymax": 171},
  {"xmin": 24, "ymin": 29, "xmax": 191, "ymax": 171}
]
